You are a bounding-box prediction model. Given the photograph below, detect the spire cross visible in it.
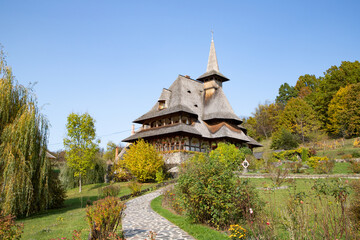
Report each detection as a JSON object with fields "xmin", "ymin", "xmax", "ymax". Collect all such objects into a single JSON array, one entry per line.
[{"xmin": 211, "ymin": 30, "xmax": 214, "ymax": 41}]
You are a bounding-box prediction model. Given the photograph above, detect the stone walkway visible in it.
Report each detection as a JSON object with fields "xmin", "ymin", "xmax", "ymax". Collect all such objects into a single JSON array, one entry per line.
[{"xmin": 122, "ymin": 189, "xmax": 194, "ymax": 240}]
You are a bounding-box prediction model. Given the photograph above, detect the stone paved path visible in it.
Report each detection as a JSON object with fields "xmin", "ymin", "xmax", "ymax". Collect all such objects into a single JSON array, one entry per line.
[{"xmin": 122, "ymin": 189, "xmax": 195, "ymax": 240}]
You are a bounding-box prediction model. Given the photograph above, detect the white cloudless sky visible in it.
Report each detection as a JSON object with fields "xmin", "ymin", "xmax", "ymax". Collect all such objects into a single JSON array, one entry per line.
[{"xmin": 1, "ymin": 0, "xmax": 359, "ymax": 151}]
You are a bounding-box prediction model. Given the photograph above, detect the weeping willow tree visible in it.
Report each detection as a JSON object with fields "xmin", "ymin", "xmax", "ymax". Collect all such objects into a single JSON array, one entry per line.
[{"xmin": 0, "ymin": 48, "xmax": 52, "ymax": 216}]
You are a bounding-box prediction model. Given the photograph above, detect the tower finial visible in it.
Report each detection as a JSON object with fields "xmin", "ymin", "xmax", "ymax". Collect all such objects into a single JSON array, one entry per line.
[{"xmin": 206, "ymin": 33, "xmax": 219, "ymax": 72}]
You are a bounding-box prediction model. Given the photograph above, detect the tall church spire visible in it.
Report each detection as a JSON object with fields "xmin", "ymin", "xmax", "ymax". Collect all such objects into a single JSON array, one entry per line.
[
  {"xmin": 206, "ymin": 37, "xmax": 219, "ymax": 73},
  {"xmin": 197, "ymin": 34, "xmax": 229, "ymax": 82}
]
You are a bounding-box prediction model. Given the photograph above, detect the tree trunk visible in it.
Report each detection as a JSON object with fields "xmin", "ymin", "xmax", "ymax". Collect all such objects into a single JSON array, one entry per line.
[{"xmin": 79, "ymin": 173, "xmax": 82, "ymax": 193}]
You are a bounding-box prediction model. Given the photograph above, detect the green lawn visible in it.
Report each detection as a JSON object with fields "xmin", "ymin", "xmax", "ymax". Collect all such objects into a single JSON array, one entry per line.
[
  {"xmin": 19, "ymin": 182, "xmax": 157, "ymax": 240},
  {"xmin": 151, "ymin": 195, "xmax": 229, "ymax": 240}
]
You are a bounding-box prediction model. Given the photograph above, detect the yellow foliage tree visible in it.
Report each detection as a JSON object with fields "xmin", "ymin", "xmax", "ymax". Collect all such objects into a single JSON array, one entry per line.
[
  {"xmin": 121, "ymin": 139, "xmax": 164, "ymax": 182},
  {"xmin": 279, "ymin": 98, "xmax": 321, "ymax": 142},
  {"xmin": 327, "ymin": 83, "xmax": 360, "ymax": 137}
]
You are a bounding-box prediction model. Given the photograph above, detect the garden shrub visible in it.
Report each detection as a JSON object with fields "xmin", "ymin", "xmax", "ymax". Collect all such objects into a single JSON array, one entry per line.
[
  {"xmin": 349, "ymin": 180, "xmax": 360, "ymax": 229},
  {"xmin": 155, "ymin": 170, "xmax": 166, "ymax": 183},
  {"xmin": 351, "ymin": 150, "xmax": 360, "ymax": 158},
  {"xmin": 128, "ymin": 181, "xmax": 142, "ymax": 196},
  {"xmin": 307, "ymin": 156, "xmax": 329, "ymax": 168},
  {"xmin": 271, "ymin": 127, "xmax": 300, "ymax": 150},
  {"xmin": 272, "ymin": 148, "xmax": 311, "ymax": 162},
  {"xmin": 0, "ymin": 211, "xmax": 23, "ymax": 239},
  {"xmin": 176, "ymin": 151, "xmax": 262, "ymax": 229},
  {"xmin": 98, "ymin": 184, "xmax": 121, "ymax": 198},
  {"xmin": 86, "ymin": 196, "xmax": 125, "ymax": 240},
  {"xmin": 349, "ymin": 161, "xmax": 360, "ymax": 174},
  {"xmin": 341, "ymin": 154, "xmax": 353, "ymax": 160},
  {"xmin": 314, "ymin": 160, "xmax": 334, "ymax": 174},
  {"xmin": 354, "ymin": 138, "xmax": 360, "ymax": 148},
  {"xmin": 209, "ymin": 143, "xmax": 250, "ymax": 171},
  {"xmin": 162, "ymin": 186, "xmax": 183, "ymax": 215},
  {"xmin": 285, "ymin": 161, "xmax": 304, "ymax": 174},
  {"xmin": 122, "ymin": 139, "xmax": 164, "ymax": 182}
]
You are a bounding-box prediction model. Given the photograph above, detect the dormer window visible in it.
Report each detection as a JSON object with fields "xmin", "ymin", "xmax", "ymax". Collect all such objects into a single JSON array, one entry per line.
[{"xmin": 158, "ymin": 100, "xmax": 166, "ymax": 110}]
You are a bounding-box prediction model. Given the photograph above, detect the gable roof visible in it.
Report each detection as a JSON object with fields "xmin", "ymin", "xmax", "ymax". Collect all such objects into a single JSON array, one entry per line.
[{"xmin": 134, "ymin": 75, "xmax": 203, "ymax": 123}]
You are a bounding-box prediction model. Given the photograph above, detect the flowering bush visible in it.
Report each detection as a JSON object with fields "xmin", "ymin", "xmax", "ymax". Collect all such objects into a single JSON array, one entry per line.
[
  {"xmin": 0, "ymin": 211, "xmax": 23, "ymax": 239},
  {"xmin": 162, "ymin": 186, "xmax": 183, "ymax": 215},
  {"xmin": 229, "ymin": 224, "xmax": 247, "ymax": 239},
  {"xmin": 86, "ymin": 197, "xmax": 126, "ymax": 240}
]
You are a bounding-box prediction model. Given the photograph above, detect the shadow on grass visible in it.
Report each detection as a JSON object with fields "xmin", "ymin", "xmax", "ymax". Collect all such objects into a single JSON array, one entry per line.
[{"xmin": 18, "ymin": 195, "xmax": 100, "ymax": 221}]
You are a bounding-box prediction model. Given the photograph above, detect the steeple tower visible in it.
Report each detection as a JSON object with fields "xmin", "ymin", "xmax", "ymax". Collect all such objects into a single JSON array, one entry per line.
[
  {"xmin": 197, "ymin": 36, "xmax": 229, "ymax": 83},
  {"xmin": 206, "ymin": 38, "xmax": 219, "ymax": 72}
]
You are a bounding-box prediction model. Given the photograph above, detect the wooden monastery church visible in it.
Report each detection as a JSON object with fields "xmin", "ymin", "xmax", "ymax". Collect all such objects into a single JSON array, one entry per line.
[{"xmin": 123, "ymin": 38, "xmax": 262, "ymax": 155}]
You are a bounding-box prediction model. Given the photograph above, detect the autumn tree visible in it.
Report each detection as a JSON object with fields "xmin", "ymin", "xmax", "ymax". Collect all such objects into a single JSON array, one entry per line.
[
  {"xmin": 327, "ymin": 83, "xmax": 360, "ymax": 137},
  {"xmin": 279, "ymin": 98, "xmax": 321, "ymax": 143},
  {"xmin": 313, "ymin": 61, "xmax": 360, "ymax": 127},
  {"xmin": 63, "ymin": 112, "xmax": 99, "ymax": 192},
  {"xmin": 294, "ymin": 74, "xmax": 321, "ymax": 101},
  {"xmin": 121, "ymin": 139, "xmax": 163, "ymax": 182},
  {"xmin": 251, "ymin": 101, "xmax": 282, "ymax": 139},
  {"xmin": 275, "ymin": 83, "xmax": 298, "ymax": 106},
  {"xmin": 0, "ymin": 48, "xmax": 57, "ymax": 216}
]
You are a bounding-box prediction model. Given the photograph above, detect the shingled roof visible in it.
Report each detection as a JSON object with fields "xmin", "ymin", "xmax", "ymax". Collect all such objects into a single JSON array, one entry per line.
[{"xmin": 123, "ymin": 38, "xmax": 262, "ymax": 148}]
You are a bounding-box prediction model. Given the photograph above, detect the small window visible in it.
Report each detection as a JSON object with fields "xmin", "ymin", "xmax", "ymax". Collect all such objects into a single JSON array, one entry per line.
[
  {"xmin": 187, "ymin": 90, "xmax": 191, "ymax": 93},
  {"xmin": 194, "ymin": 104, "xmax": 198, "ymax": 107},
  {"xmin": 158, "ymin": 100, "xmax": 166, "ymax": 110}
]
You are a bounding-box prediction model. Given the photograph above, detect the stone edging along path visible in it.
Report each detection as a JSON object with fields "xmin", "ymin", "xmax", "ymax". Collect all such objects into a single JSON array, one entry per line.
[
  {"xmin": 122, "ymin": 189, "xmax": 195, "ymax": 240},
  {"xmin": 237, "ymin": 173, "xmax": 360, "ymax": 179}
]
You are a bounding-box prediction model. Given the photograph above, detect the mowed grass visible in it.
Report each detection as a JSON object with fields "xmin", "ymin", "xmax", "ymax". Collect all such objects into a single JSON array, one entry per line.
[
  {"xmin": 19, "ymin": 182, "xmax": 157, "ymax": 240},
  {"xmin": 151, "ymin": 195, "xmax": 229, "ymax": 240}
]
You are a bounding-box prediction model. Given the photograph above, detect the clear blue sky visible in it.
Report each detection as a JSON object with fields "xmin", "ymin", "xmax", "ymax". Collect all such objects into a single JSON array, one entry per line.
[{"xmin": 1, "ymin": 0, "xmax": 359, "ymax": 151}]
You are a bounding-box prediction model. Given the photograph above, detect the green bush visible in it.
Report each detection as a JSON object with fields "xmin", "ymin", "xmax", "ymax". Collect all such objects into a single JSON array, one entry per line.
[
  {"xmin": 86, "ymin": 197, "xmax": 125, "ymax": 240},
  {"xmin": 48, "ymin": 170, "xmax": 66, "ymax": 209},
  {"xmin": 352, "ymin": 151, "xmax": 360, "ymax": 158},
  {"xmin": 98, "ymin": 185, "xmax": 121, "ymax": 198},
  {"xmin": 177, "ymin": 151, "xmax": 262, "ymax": 230},
  {"xmin": 271, "ymin": 127, "xmax": 300, "ymax": 150},
  {"xmin": 155, "ymin": 170, "xmax": 166, "ymax": 183},
  {"xmin": 128, "ymin": 181, "xmax": 142, "ymax": 196},
  {"xmin": 0, "ymin": 211, "xmax": 23, "ymax": 239},
  {"xmin": 209, "ymin": 143, "xmax": 250, "ymax": 171}
]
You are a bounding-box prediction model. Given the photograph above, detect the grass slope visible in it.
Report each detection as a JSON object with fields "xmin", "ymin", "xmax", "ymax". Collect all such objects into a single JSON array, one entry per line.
[
  {"xmin": 151, "ymin": 195, "xmax": 229, "ymax": 240},
  {"xmin": 19, "ymin": 182, "xmax": 157, "ymax": 240}
]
